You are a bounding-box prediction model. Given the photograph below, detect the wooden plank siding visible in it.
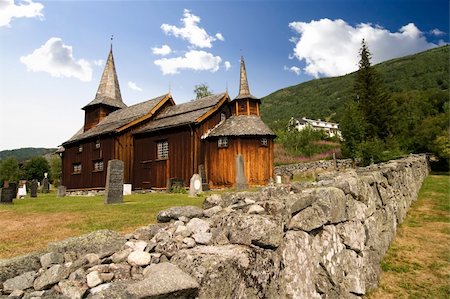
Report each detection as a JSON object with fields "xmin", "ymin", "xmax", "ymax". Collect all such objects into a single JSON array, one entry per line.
[
  {"xmin": 205, "ymin": 137, "xmax": 274, "ymax": 188},
  {"xmin": 61, "ymin": 137, "xmax": 114, "ymax": 190}
]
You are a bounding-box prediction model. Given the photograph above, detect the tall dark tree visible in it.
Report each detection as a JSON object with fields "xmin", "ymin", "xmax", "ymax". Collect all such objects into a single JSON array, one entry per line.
[
  {"xmin": 340, "ymin": 101, "xmax": 366, "ymax": 160},
  {"xmin": 194, "ymin": 83, "xmax": 212, "ymax": 99},
  {"xmin": 354, "ymin": 39, "xmax": 392, "ymax": 140},
  {"xmin": 22, "ymin": 156, "xmax": 50, "ymax": 182},
  {"xmin": 0, "ymin": 157, "xmax": 20, "ymax": 184}
]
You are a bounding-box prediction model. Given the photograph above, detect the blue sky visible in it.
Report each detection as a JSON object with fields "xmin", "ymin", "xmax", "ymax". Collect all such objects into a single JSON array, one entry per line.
[{"xmin": 0, "ymin": 0, "xmax": 448, "ymax": 150}]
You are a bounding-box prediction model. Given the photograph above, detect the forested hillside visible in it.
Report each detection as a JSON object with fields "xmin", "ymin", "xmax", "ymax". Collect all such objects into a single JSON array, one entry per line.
[
  {"xmin": 0, "ymin": 148, "xmax": 57, "ymax": 162},
  {"xmin": 261, "ymin": 45, "xmax": 449, "ymax": 130}
]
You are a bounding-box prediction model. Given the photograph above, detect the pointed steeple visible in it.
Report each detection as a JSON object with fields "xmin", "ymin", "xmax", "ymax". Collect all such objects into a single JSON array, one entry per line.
[
  {"xmin": 83, "ymin": 46, "xmax": 126, "ymax": 110},
  {"xmin": 235, "ymin": 56, "xmax": 257, "ymax": 100}
]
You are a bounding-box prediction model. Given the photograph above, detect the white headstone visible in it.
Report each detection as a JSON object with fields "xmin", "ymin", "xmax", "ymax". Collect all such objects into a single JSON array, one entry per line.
[
  {"xmin": 276, "ymin": 175, "xmax": 282, "ymax": 185},
  {"xmin": 189, "ymin": 174, "xmax": 202, "ymax": 197},
  {"xmin": 123, "ymin": 184, "xmax": 132, "ymax": 195}
]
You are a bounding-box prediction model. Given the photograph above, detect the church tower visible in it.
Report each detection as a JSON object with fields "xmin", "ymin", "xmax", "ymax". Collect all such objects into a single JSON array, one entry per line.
[
  {"xmin": 82, "ymin": 46, "xmax": 126, "ymax": 132},
  {"xmin": 231, "ymin": 56, "xmax": 261, "ymax": 116}
]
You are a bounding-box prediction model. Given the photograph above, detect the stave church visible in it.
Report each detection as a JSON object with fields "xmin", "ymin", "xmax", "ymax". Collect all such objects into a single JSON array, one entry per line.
[{"xmin": 60, "ymin": 47, "xmax": 275, "ymax": 190}]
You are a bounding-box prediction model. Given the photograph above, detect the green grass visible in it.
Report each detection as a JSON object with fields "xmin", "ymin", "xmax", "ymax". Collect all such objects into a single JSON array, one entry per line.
[
  {"xmin": 367, "ymin": 173, "xmax": 450, "ymax": 299},
  {"xmin": 0, "ymin": 192, "xmax": 205, "ymax": 258}
]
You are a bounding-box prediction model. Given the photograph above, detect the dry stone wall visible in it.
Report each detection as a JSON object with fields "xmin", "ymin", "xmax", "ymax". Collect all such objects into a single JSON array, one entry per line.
[
  {"xmin": 0, "ymin": 155, "xmax": 429, "ymax": 299},
  {"xmin": 275, "ymin": 159, "xmax": 353, "ymax": 177}
]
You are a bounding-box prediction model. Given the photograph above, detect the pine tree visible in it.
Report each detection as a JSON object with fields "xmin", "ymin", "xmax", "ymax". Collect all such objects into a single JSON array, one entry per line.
[{"xmin": 354, "ymin": 39, "xmax": 392, "ymax": 140}]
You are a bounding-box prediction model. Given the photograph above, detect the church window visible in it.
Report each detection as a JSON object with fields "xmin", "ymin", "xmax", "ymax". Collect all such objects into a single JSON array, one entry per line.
[
  {"xmin": 218, "ymin": 137, "xmax": 228, "ymax": 148},
  {"xmin": 260, "ymin": 138, "xmax": 268, "ymax": 146},
  {"xmin": 93, "ymin": 160, "xmax": 104, "ymax": 171},
  {"xmin": 78, "ymin": 145, "xmax": 83, "ymax": 152},
  {"xmin": 95, "ymin": 139, "xmax": 101, "ymax": 149},
  {"xmin": 73, "ymin": 163, "xmax": 82, "ymax": 174},
  {"xmin": 157, "ymin": 141, "xmax": 169, "ymax": 159},
  {"xmin": 220, "ymin": 112, "xmax": 226, "ymax": 122}
]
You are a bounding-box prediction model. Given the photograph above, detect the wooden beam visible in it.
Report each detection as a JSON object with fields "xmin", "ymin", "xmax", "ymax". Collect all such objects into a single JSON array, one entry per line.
[{"xmin": 246, "ymin": 100, "xmax": 250, "ymax": 115}]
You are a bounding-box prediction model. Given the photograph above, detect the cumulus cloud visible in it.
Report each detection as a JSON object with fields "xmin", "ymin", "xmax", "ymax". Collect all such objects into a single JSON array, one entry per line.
[
  {"xmin": 0, "ymin": 0, "xmax": 44, "ymax": 27},
  {"xmin": 289, "ymin": 19, "xmax": 437, "ymax": 78},
  {"xmin": 128, "ymin": 81, "xmax": 142, "ymax": 91},
  {"xmin": 284, "ymin": 65, "xmax": 301, "ymax": 75},
  {"xmin": 224, "ymin": 61, "xmax": 231, "ymax": 71},
  {"xmin": 93, "ymin": 59, "xmax": 104, "ymax": 66},
  {"xmin": 152, "ymin": 44, "xmax": 172, "ymax": 56},
  {"xmin": 20, "ymin": 37, "xmax": 92, "ymax": 82},
  {"xmin": 430, "ymin": 28, "xmax": 446, "ymax": 36},
  {"xmin": 161, "ymin": 9, "xmax": 223, "ymax": 48},
  {"xmin": 215, "ymin": 33, "xmax": 224, "ymax": 41},
  {"xmin": 154, "ymin": 50, "xmax": 221, "ymax": 75}
]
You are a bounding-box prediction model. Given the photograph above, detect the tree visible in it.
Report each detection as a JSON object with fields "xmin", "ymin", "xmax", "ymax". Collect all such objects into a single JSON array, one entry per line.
[
  {"xmin": 354, "ymin": 39, "xmax": 392, "ymax": 140},
  {"xmin": 22, "ymin": 156, "xmax": 50, "ymax": 182},
  {"xmin": 340, "ymin": 101, "xmax": 366, "ymax": 159},
  {"xmin": 49, "ymin": 155, "xmax": 62, "ymax": 185},
  {"xmin": 0, "ymin": 157, "xmax": 20, "ymax": 185},
  {"xmin": 194, "ymin": 83, "xmax": 212, "ymax": 99}
]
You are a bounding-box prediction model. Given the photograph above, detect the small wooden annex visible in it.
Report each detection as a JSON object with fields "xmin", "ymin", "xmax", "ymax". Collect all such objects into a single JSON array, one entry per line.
[{"xmin": 61, "ymin": 47, "xmax": 275, "ymax": 190}]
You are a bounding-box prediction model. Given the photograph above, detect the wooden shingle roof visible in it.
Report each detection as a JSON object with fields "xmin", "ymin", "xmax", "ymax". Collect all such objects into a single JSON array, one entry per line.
[
  {"xmin": 234, "ymin": 56, "xmax": 258, "ymax": 100},
  {"xmin": 135, "ymin": 93, "xmax": 228, "ymax": 134},
  {"xmin": 64, "ymin": 94, "xmax": 170, "ymax": 144},
  {"xmin": 205, "ymin": 115, "xmax": 275, "ymax": 137},
  {"xmin": 83, "ymin": 48, "xmax": 126, "ymax": 110}
]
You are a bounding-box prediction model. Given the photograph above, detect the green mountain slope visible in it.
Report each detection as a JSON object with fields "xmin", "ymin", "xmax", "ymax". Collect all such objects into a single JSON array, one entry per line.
[
  {"xmin": 261, "ymin": 45, "xmax": 449, "ymax": 130},
  {"xmin": 0, "ymin": 148, "xmax": 57, "ymax": 162}
]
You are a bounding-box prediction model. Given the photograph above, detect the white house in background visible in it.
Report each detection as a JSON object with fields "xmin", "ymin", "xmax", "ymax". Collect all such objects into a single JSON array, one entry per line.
[{"xmin": 289, "ymin": 116, "xmax": 342, "ymax": 139}]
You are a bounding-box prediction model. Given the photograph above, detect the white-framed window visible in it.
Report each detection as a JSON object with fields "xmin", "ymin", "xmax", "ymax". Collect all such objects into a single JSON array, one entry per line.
[
  {"xmin": 93, "ymin": 160, "xmax": 104, "ymax": 171},
  {"xmin": 218, "ymin": 137, "xmax": 228, "ymax": 148},
  {"xmin": 220, "ymin": 112, "xmax": 226, "ymax": 122},
  {"xmin": 78, "ymin": 145, "xmax": 83, "ymax": 152},
  {"xmin": 95, "ymin": 139, "xmax": 101, "ymax": 149},
  {"xmin": 157, "ymin": 141, "xmax": 169, "ymax": 159},
  {"xmin": 73, "ymin": 163, "xmax": 82, "ymax": 174},
  {"xmin": 260, "ymin": 138, "xmax": 268, "ymax": 146}
]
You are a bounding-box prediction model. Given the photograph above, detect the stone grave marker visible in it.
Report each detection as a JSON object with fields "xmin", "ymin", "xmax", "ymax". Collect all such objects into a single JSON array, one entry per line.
[
  {"xmin": 166, "ymin": 178, "xmax": 185, "ymax": 193},
  {"xmin": 235, "ymin": 154, "xmax": 248, "ymax": 191},
  {"xmin": 198, "ymin": 164, "xmax": 209, "ymax": 191},
  {"xmin": 30, "ymin": 180, "xmax": 38, "ymax": 198},
  {"xmin": 105, "ymin": 160, "xmax": 124, "ymax": 204},
  {"xmin": 1, "ymin": 182, "xmax": 17, "ymax": 204},
  {"xmin": 123, "ymin": 184, "xmax": 132, "ymax": 195},
  {"xmin": 188, "ymin": 174, "xmax": 202, "ymax": 197},
  {"xmin": 57, "ymin": 186, "xmax": 66, "ymax": 197},
  {"xmin": 17, "ymin": 183, "xmax": 27, "ymax": 199},
  {"xmin": 42, "ymin": 173, "xmax": 50, "ymax": 193}
]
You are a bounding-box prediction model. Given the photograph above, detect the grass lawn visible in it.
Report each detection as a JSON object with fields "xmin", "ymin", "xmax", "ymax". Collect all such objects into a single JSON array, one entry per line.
[
  {"xmin": 0, "ymin": 192, "xmax": 204, "ymax": 259},
  {"xmin": 366, "ymin": 173, "xmax": 450, "ymax": 299}
]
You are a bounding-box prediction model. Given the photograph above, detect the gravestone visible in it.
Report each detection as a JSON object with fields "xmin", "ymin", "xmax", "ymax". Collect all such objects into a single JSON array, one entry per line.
[
  {"xmin": 57, "ymin": 186, "xmax": 66, "ymax": 197},
  {"xmin": 235, "ymin": 154, "xmax": 248, "ymax": 191},
  {"xmin": 1, "ymin": 182, "xmax": 17, "ymax": 204},
  {"xmin": 17, "ymin": 183, "xmax": 27, "ymax": 199},
  {"xmin": 198, "ymin": 164, "xmax": 209, "ymax": 191},
  {"xmin": 188, "ymin": 174, "xmax": 202, "ymax": 197},
  {"xmin": 31, "ymin": 180, "xmax": 38, "ymax": 198},
  {"xmin": 123, "ymin": 184, "xmax": 132, "ymax": 195},
  {"xmin": 166, "ymin": 178, "xmax": 185, "ymax": 193},
  {"xmin": 105, "ymin": 160, "xmax": 124, "ymax": 204},
  {"xmin": 42, "ymin": 173, "xmax": 50, "ymax": 193}
]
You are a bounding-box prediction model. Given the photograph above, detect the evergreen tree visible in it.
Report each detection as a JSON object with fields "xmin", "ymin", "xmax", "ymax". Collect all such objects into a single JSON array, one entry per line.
[
  {"xmin": 340, "ymin": 101, "xmax": 366, "ymax": 159},
  {"xmin": 22, "ymin": 156, "xmax": 50, "ymax": 182},
  {"xmin": 354, "ymin": 39, "xmax": 392, "ymax": 140},
  {"xmin": 0, "ymin": 157, "xmax": 20, "ymax": 185}
]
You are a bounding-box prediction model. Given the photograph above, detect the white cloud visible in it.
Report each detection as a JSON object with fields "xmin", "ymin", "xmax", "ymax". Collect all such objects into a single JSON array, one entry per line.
[
  {"xmin": 154, "ymin": 50, "xmax": 221, "ymax": 75},
  {"xmin": 224, "ymin": 61, "xmax": 231, "ymax": 71},
  {"xmin": 20, "ymin": 37, "xmax": 92, "ymax": 82},
  {"xmin": 430, "ymin": 28, "xmax": 446, "ymax": 36},
  {"xmin": 152, "ymin": 44, "xmax": 172, "ymax": 56},
  {"xmin": 0, "ymin": 0, "xmax": 44, "ymax": 27},
  {"xmin": 284, "ymin": 65, "xmax": 301, "ymax": 75},
  {"xmin": 93, "ymin": 59, "xmax": 104, "ymax": 66},
  {"xmin": 215, "ymin": 33, "xmax": 224, "ymax": 41},
  {"xmin": 289, "ymin": 19, "xmax": 437, "ymax": 78},
  {"xmin": 161, "ymin": 9, "xmax": 222, "ymax": 48},
  {"xmin": 128, "ymin": 81, "xmax": 142, "ymax": 91}
]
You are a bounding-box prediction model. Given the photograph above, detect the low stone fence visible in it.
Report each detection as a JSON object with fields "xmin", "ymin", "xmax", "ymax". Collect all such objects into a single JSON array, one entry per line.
[
  {"xmin": 275, "ymin": 158, "xmax": 353, "ymax": 177},
  {"xmin": 0, "ymin": 155, "xmax": 429, "ymax": 298}
]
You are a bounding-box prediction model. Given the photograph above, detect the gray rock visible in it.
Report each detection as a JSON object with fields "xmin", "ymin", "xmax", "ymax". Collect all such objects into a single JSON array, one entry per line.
[
  {"xmin": 124, "ymin": 241, "xmax": 147, "ymax": 252},
  {"xmin": 336, "ymin": 221, "xmax": 366, "ymax": 253},
  {"xmin": 8, "ymin": 289, "xmax": 24, "ymax": 298},
  {"xmin": 202, "ymin": 194, "xmax": 223, "ymax": 209},
  {"xmin": 288, "ymin": 205, "xmax": 327, "ymax": 232},
  {"xmin": 132, "ymin": 224, "xmax": 167, "ymax": 241},
  {"xmin": 247, "ymin": 204, "xmax": 265, "ymax": 214},
  {"xmin": 68, "ymin": 268, "xmax": 86, "ymax": 282},
  {"xmin": 192, "ymin": 232, "xmax": 212, "ymax": 245},
  {"xmin": 47, "ymin": 230, "xmax": 126, "ymax": 257},
  {"xmin": 185, "ymin": 218, "xmax": 210, "ymax": 235},
  {"xmin": 0, "ymin": 251, "xmax": 42, "ymax": 284},
  {"xmin": 182, "ymin": 238, "xmax": 196, "ymax": 248},
  {"xmin": 86, "ymin": 271, "xmax": 102, "ymax": 288},
  {"xmin": 83, "ymin": 253, "xmax": 100, "ymax": 267},
  {"xmin": 227, "ymin": 214, "xmax": 283, "ymax": 248},
  {"xmin": 40, "ymin": 252, "xmax": 64, "ymax": 269},
  {"xmin": 3, "ymin": 271, "xmax": 36, "ymax": 292},
  {"xmin": 126, "ymin": 262, "xmax": 198, "ymax": 298},
  {"xmin": 287, "ymin": 192, "xmax": 316, "ymax": 215},
  {"xmin": 110, "ymin": 248, "xmax": 133, "ymax": 264},
  {"xmin": 108, "ymin": 264, "xmax": 131, "ymax": 281},
  {"xmin": 157, "ymin": 206, "xmax": 203, "ymax": 222},
  {"xmin": 173, "ymin": 225, "xmax": 191, "ymax": 238},
  {"xmin": 203, "ymin": 206, "xmax": 222, "ymax": 218},
  {"xmin": 127, "ymin": 251, "xmax": 151, "ymax": 266},
  {"xmin": 58, "ymin": 279, "xmax": 88, "ymax": 299},
  {"xmin": 33, "ymin": 264, "xmax": 70, "ymax": 291}
]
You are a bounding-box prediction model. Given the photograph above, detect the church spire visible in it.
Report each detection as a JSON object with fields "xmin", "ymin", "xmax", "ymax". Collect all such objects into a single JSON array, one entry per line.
[
  {"xmin": 235, "ymin": 56, "xmax": 257, "ymax": 100},
  {"xmin": 83, "ymin": 46, "xmax": 126, "ymax": 110}
]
